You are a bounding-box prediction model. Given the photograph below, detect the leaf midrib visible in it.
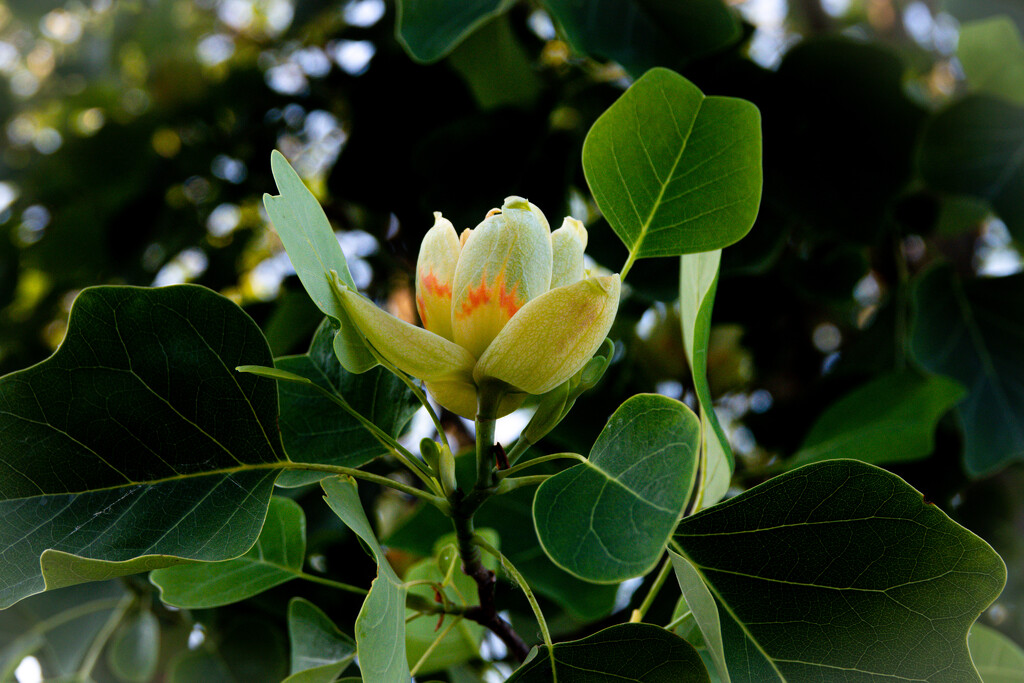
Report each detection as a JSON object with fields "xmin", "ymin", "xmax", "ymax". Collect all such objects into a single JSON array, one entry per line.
[{"xmin": 626, "ymin": 85, "xmax": 705, "ymax": 261}]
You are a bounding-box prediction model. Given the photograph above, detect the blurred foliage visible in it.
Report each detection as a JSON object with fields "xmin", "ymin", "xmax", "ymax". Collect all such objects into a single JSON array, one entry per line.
[{"xmin": 1, "ymin": 0, "xmax": 1024, "ymax": 680}]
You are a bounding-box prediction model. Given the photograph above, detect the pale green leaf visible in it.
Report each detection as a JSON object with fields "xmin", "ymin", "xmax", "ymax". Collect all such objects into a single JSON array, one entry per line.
[
  {"xmin": 669, "ymin": 552, "xmax": 729, "ymax": 683},
  {"xmin": 264, "ymin": 151, "xmax": 376, "ymax": 373},
  {"xmin": 969, "ymin": 623, "xmax": 1024, "ymax": 683},
  {"xmin": 284, "ymin": 598, "xmax": 356, "ymax": 683},
  {"xmin": 106, "ymin": 610, "xmax": 160, "ymax": 683},
  {"xmin": 679, "ymin": 250, "xmax": 733, "ymax": 508},
  {"xmin": 321, "ymin": 476, "xmax": 410, "ymax": 683},
  {"xmin": 958, "ymin": 17, "xmax": 1024, "ymax": 106}
]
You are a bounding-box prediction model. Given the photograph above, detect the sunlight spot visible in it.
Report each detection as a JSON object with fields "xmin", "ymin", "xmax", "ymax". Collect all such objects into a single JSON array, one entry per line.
[{"xmin": 15, "ymin": 656, "xmax": 41, "ymax": 683}]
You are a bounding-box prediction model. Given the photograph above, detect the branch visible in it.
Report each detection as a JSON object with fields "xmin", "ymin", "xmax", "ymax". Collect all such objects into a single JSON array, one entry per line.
[{"xmin": 451, "ymin": 493, "xmax": 530, "ymax": 662}]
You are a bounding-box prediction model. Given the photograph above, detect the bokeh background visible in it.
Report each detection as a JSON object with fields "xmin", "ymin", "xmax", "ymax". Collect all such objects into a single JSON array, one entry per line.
[{"xmin": 1, "ymin": 0, "xmax": 1023, "ymax": 681}]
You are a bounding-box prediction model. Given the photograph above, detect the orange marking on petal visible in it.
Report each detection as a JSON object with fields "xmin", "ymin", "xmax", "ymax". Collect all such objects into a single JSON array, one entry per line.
[
  {"xmin": 457, "ymin": 273, "xmax": 492, "ymax": 318},
  {"xmin": 456, "ymin": 271, "xmax": 523, "ymax": 320},
  {"xmin": 419, "ymin": 270, "xmax": 452, "ymax": 299},
  {"xmin": 499, "ymin": 280, "xmax": 521, "ymax": 318},
  {"xmin": 415, "ymin": 294, "xmax": 428, "ymax": 326}
]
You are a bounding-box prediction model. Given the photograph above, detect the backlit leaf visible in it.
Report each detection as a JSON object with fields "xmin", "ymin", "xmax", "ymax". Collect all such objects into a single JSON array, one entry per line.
[{"xmin": 582, "ymin": 68, "xmax": 761, "ymax": 269}]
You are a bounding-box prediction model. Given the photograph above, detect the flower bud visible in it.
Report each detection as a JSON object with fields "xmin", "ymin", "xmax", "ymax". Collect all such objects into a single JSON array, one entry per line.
[
  {"xmin": 451, "ymin": 197, "xmax": 552, "ymax": 358},
  {"xmin": 332, "ymin": 198, "xmax": 620, "ymax": 420},
  {"xmin": 473, "ymin": 274, "xmax": 621, "ymax": 395},
  {"xmin": 415, "ymin": 213, "xmax": 461, "ymax": 341},
  {"xmin": 550, "ymin": 217, "xmax": 588, "ymax": 289}
]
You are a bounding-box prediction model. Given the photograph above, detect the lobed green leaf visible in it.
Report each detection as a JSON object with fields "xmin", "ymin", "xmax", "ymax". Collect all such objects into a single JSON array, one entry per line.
[
  {"xmin": 673, "ymin": 459, "xmax": 1007, "ymax": 682},
  {"xmin": 0, "ymin": 285, "xmax": 285, "ymax": 609}
]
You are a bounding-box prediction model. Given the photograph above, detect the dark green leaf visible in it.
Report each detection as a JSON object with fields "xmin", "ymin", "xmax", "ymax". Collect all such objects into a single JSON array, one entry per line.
[
  {"xmin": 790, "ymin": 370, "xmax": 964, "ymax": 467},
  {"xmin": 507, "ymin": 623, "xmax": 710, "ymax": 682},
  {"xmin": 680, "ymin": 250, "xmax": 732, "ymax": 508},
  {"xmin": 910, "ymin": 265, "xmax": 1024, "ymax": 475},
  {"xmin": 582, "ymin": 68, "xmax": 761, "ymax": 269},
  {"xmin": 0, "ymin": 582, "xmax": 126, "ymax": 679},
  {"xmin": 284, "ymin": 598, "xmax": 356, "ymax": 683},
  {"xmin": 958, "ymin": 17, "xmax": 1024, "ymax": 106},
  {"xmin": 968, "ymin": 623, "xmax": 1024, "ymax": 683},
  {"xmin": 674, "ymin": 460, "xmax": 1007, "ymax": 682},
  {"xmin": 545, "ymin": 0, "xmax": 740, "ymax": 77},
  {"xmin": 264, "ymin": 151, "xmax": 376, "ymax": 373},
  {"xmin": 0, "ymin": 285, "xmax": 285, "ymax": 609},
  {"xmin": 447, "ymin": 16, "xmax": 540, "ymax": 110},
  {"xmin": 919, "ymin": 96, "xmax": 1024, "ymax": 240},
  {"xmin": 106, "ymin": 610, "xmax": 160, "ymax": 683},
  {"xmin": 275, "ymin": 318, "xmax": 419, "ymax": 488},
  {"xmin": 321, "ymin": 476, "xmax": 410, "ymax": 683},
  {"xmin": 166, "ymin": 614, "xmax": 287, "ymax": 683},
  {"xmin": 150, "ymin": 497, "xmax": 305, "ymax": 608},
  {"xmin": 395, "ymin": 0, "xmax": 510, "ymax": 63},
  {"xmin": 534, "ymin": 394, "xmax": 700, "ymax": 583}
]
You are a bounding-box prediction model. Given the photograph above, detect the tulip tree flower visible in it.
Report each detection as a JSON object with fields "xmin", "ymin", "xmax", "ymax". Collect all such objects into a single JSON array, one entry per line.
[{"xmin": 332, "ymin": 196, "xmax": 620, "ymax": 419}]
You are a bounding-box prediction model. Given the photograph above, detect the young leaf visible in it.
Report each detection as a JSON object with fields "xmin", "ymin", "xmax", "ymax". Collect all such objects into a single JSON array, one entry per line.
[
  {"xmin": 506, "ymin": 622, "xmax": 710, "ymax": 682},
  {"xmin": 910, "ymin": 265, "xmax": 1024, "ymax": 475},
  {"xmin": 396, "ymin": 0, "xmax": 510, "ymax": 63},
  {"xmin": 534, "ymin": 394, "xmax": 700, "ymax": 583},
  {"xmin": 275, "ymin": 318, "xmax": 419, "ymax": 487},
  {"xmin": 582, "ymin": 68, "xmax": 761, "ymax": 273},
  {"xmin": 321, "ymin": 476, "xmax": 410, "ymax": 683},
  {"xmin": 968, "ymin": 622, "xmax": 1024, "ymax": 683},
  {"xmin": 106, "ymin": 609, "xmax": 160, "ymax": 683},
  {"xmin": 264, "ymin": 151, "xmax": 377, "ymax": 373},
  {"xmin": 284, "ymin": 598, "xmax": 356, "ymax": 683},
  {"xmin": 0, "ymin": 285, "xmax": 286, "ymax": 610},
  {"xmin": 673, "ymin": 460, "xmax": 1007, "ymax": 682},
  {"xmin": 790, "ymin": 370, "xmax": 964, "ymax": 467},
  {"xmin": 669, "ymin": 552, "xmax": 730, "ymax": 683},
  {"xmin": 151, "ymin": 497, "xmax": 306, "ymax": 608},
  {"xmin": 958, "ymin": 17, "xmax": 1024, "ymax": 106},
  {"xmin": 679, "ymin": 249, "xmax": 733, "ymax": 508}
]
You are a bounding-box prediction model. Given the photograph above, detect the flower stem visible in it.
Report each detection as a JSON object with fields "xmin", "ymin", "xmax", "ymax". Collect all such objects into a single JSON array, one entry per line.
[
  {"xmin": 304, "ymin": 374, "xmax": 441, "ymax": 494},
  {"xmin": 450, "ymin": 495, "xmax": 529, "ymax": 662},
  {"xmin": 75, "ymin": 594, "xmax": 133, "ymax": 682},
  {"xmin": 475, "ymin": 384, "xmax": 503, "ymax": 490},
  {"xmin": 297, "ymin": 570, "xmax": 368, "ymax": 596},
  {"xmin": 281, "ymin": 462, "xmax": 448, "ymax": 512},
  {"xmin": 630, "ymin": 554, "xmax": 672, "ymax": 623},
  {"xmin": 473, "ymin": 535, "xmax": 554, "ymax": 676},
  {"xmin": 497, "ymin": 452, "xmax": 586, "ymax": 479}
]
